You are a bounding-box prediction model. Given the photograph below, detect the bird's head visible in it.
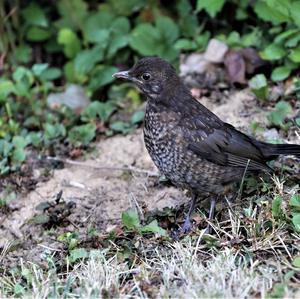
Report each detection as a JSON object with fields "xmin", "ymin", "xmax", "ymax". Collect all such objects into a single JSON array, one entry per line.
[{"xmin": 113, "ymin": 57, "xmax": 178, "ymax": 99}]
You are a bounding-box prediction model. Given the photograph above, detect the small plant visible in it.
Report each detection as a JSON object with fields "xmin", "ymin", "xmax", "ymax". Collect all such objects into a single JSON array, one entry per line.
[{"xmin": 122, "ymin": 209, "xmax": 166, "ymax": 236}]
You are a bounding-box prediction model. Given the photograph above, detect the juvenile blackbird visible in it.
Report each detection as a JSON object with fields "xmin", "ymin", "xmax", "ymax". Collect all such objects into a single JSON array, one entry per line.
[{"xmin": 113, "ymin": 57, "xmax": 300, "ymax": 233}]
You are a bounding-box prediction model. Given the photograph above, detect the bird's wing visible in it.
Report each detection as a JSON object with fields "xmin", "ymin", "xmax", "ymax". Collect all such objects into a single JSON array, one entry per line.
[{"xmin": 178, "ymin": 107, "xmax": 270, "ymax": 171}]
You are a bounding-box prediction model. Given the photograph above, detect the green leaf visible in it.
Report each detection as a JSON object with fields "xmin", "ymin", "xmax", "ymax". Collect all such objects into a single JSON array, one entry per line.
[
  {"xmin": 290, "ymin": 194, "xmax": 300, "ymax": 208},
  {"xmin": 254, "ymin": 1, "xmax": 291, "ymax": 25},
  {"xmin": 32, "ymin": 63, "xmax": 49, "ymax": 76},
  {"xmin": 0, "ymin": 80, "xmax": 15, "ymax": 100},
  {"xmin": 58, "ymin": 28, "xmax": 81, "ymax": 58},
  {"xmin": 107, "ymin": 0, "xmax": 147, "ymax": 16},
  {"xmin": 272, "ymin": 195, "xmax": 282, "ymax": 218},
  {"xmin": 292, "ymin": 256, "xmax": 300, "ymax": 268},
  {"xmin": 174, "ymin": 39, "xmax": 196, "ymax": 50},
  {"xmin": 292, "ymin": 214, "xmax": 300, "ymax": 232},
  {"xmin": 288, "ymin": 47, "xmax": 300, "ymax": 63},
  {"xmin": 13, "ymin": 136, "xmax": 27, "ymax": 149},
  {"xmin": 22, "ymin": 3, "xmax": 48, "ymax": 27},
  {"xmin": 130, "ymin": 23, "xmax": 160, "ymax": 56},
  {"xmin": 83, "ymin": 11, "xmax": 112, "ymax": 44},
  {"xmin": 268, "ymin": 101, "xmax": 292, "ymax": 126},
  {"xmin": 69, "ymin": 248, "xmax": 88, "ymax": 263},
  {"xmin": 81, "ymin": 101, "xmax": 116, "ymax": 122},
  {"xmin": 74, "ymin": 46, "xmax": 103, "ymax": 75},
  {"xmin": 196, "ymin": 0, "xmax": 225, "ymax": 18},
  {"xmin": 44, "ymin": 123, "xmax": 66, "ymax": 140},
  {"xmin": 140, "ymin": 220, "xmax": 167, "ymax": 236},
  {"xmin": 290, "ymin": 1, "xmax": 300, "ymax": 28},
  {"xmin": 271, "ymin": 66, "xmax": 291, "ymax": 81},
  {"xmin": 249, "ymin": 74, "xmax": 269, "ymax": 101},
  {"xmin": 274, "ymin": 29, "xmax": 299, "ymax": 44},
  {"xmin": 129, "ymin": 16, "xmax": 179, "ymax": 61},
  {"xmin": 56, "ymin": 0, "xmax": 88, "ymax": 30},
  {"xmin": 88, "ymin": 65, "xmax": 118, "ymax": 92},
  {"xmin": 26, "ymin": 27, "xmax": 51, "ymax": 42},
  {"xmin": 110, "ymin": 121, "xmax": 132, "ymax": 134},
  {"xmin": 260, "ymin": 44, "xmax": 286, "ymax": 61},
  {"xmin": 122, "ymin": 209, "xmax": 140, "ymax": 230},
  {"xmin": 68, "ymin": 123, "xmax": 96, "ymax": 146},
  {"xmin": 131, "ymin": 111, "xmax": 145, "ymax": 124},
  {"xmin": 15, "ymin": 45, "xmax": 31, "ymax": 63},
  {"xmin": 12, "ymin": 148, "xmax": 26, "ymax": 163},
  {"xmin": 39, "ymin": 67, "xmax": 62, "ymax": 81}
]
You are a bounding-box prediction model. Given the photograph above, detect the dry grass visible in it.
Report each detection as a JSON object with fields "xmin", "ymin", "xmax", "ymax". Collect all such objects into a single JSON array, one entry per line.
[{"xmin": 1, "ymin": 172, "xmax": 299, "ymax": 298}]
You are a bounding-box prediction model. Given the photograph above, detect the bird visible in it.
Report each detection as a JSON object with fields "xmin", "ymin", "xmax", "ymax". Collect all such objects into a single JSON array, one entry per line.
[{"xmin": 113, "ymin": 57, "xmax": 300, "ymax": 233}]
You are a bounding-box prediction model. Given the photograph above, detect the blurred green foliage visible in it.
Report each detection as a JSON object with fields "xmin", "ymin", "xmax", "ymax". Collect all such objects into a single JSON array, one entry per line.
[{"xmin": 0, "ymin": 0, "xmax": 300, "ymax": 174}]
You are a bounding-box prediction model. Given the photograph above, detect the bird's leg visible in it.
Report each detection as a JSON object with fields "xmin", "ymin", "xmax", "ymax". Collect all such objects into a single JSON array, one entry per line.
[
  {"xmin": 181, "ymin": 192, "xmax": 197, "ymax": 233},
  {"xmin": 203, "ymin": 197, "xmax": 217, "ymax": 235}
]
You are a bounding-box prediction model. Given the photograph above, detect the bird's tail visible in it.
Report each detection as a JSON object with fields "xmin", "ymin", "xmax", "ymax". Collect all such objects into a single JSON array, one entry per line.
[{"xmin": 257, "ymin": 142, "xmax": 300, "ymax": 159}]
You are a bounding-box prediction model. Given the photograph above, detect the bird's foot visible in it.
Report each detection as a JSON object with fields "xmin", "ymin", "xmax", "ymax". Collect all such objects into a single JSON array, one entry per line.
[
  {"xmin": 181, "ymin": 217, "xmax": 193, "ymax": 234},
  {"xmin": 203, "ymin": 224, "xmax": 212, "ymax": 235}
]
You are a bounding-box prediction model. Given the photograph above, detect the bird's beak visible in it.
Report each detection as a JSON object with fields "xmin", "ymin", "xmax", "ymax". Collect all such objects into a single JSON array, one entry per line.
[{"xmin": 113, "ymin": 70, "xmax": 131, "ymax": 80}]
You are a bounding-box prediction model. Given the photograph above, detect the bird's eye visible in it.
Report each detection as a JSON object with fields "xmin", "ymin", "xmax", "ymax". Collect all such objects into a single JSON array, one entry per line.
[{"xmin": 142, "ymin": 73, "xmax": 151, "ymax": 81}]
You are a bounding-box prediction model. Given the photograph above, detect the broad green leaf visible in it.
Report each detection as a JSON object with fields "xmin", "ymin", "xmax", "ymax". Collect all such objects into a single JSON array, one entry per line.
[
  {"xmin": 15, "ymin": 45, "xmax": 31, "ymax": 63},
  {"xmin": 288, "ymin": 48, "xmax": 300, "ymax": 63},
  {"xmin": 156, "ymin": 16, "xmax": 179, "ymax": 45},
  {"xmin": 56, "ymin": 0, "xmax": 88, "ymax": 30},
  {"xmin": 131, "ymin": 111, "xmax": 145, "ymax": 124},
  {"xmin": 107, "ymin": 0, "xmax": 147, "ymax": 16},
  {"xmin": 122, "ymin": 209, "xmax": 140, "ymax": 230},
  {"xmin": 129, "ymin": 16, "xmax": 179, "ymax": 61},
  {"xmin": 22, "ymin": 3, "xmax": 48, "ymax": 27},
  {"xmin": 67, "ymin": 123, "xmax": 96, "ymax": 146},
  {"xmin": 44, "ymin": 123, "xmax": 66, "ymax": 140},
  {"xmin": 140, "ymin": 220, "xmax": 167, "ymax": 236},
  {"xmin": 130, "ymin": 23, "xmax": 161, "ymax": 56},
  {"xmin": 260, "ymin": 44, "xmax": 286, "ymax": 61},
  {"xmin": 290, "ymin": 194, "xmax": 300, "ymax": 208},
  {"xmin": 254, "ymin": 1, "xmax": 291, "ymax": 24},
  {"xmin": 26, "ymin": 27, "xmax": 51, "ymax": 42},
  {"xmin": 88, "ymin": 65, "xmax": 118, "ymax": 92},
  {"xmin": 0, "ymin": 80, "xmax": 15, "ymax": 100},
  {"xmin": 292, "ymin": 214, "xmax": 300, "ymax": 232},
  {"xmin": 74, "ymin": 46, "xmax": 103, "ymax": 75},
  {"xmin": 290, "ymin": 1, "xmax": 300, "ymax": 28},
  {"xmin": 69, "ymin": 248, "xmax": 88, "ymax": 263},
  {"xmin": 110, "ymin": 121, "xmax": 132, "ymax": 134},
  {"xmin": 272, "ymin": 195, "xmax": 282, "ymax": 218},
  {"xmin": 175, "ymin": 39, "xmax": 196, "ymax": 50},
  {"xmin": 13, "ymin": 136, "xmax": 27, "ymax": 149},
  {"xmin": 249, "ymin": 74, "xmax": 269, "ymax": 101},
  {"xmin": 268, "ymin": 101, "xmax": 292, "ymax": 126},
  {"xmin": 83, "ymin": 11, "xmax": 112, "ymax": 44},
  {"xmin": 274, "ymin": 29, "xmax": 299, "ymax": 44},
  {"xmin": 196, "ymin": 0, "xmax": 225, "ymax": 18},
  {"xmin": 292, "ymin": 256, "xmax": 300, "ymax": 268},
  {"xmin": 81, "ymin": 101, "xmax": 116, "ymax": 122},
  {"xmin": 58, "ymin": 28, "xmax": 81, "ymax": 58},
  {"xmin": 32, "ymin": 63, "xmax": 49, "ymax": 76},
  {"xmin": 39, "ymin": 67, "xmax": 62, "ymax": 81},
  {"xmin": 271, "ymin": 66, "xmax": 291, "ymax": 81},
  {"xmin": 12, "ymin": 148, "xmax": 26, "ymax": 163}
]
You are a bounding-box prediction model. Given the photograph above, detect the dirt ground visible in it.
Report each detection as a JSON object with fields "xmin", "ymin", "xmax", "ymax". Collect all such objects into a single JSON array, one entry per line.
[{"xmin": 1, "ymin": 88, "xmax": 299, "ymax": 268}]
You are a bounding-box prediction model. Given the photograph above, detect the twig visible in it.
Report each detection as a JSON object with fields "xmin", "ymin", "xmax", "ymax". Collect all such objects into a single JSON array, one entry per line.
[{"xmin": 46, "ymin": 156, "xmax": 159, "ymax": 177}]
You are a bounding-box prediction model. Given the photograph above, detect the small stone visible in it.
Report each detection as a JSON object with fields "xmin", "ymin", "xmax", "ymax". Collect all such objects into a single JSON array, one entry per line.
[
  {"xmin": 204, "ymin": 39, "xmax": 229, "ymax": 63},
  {"xmin": 47, "ymin": 84, "xmax": 90, "ymax": 113},
  {"xmin": 180, "ymin": 53, "xmax": 211, "ymax": 76}
]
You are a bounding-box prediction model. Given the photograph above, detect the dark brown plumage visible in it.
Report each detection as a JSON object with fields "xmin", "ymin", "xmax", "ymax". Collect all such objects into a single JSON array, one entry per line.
[{"xmin": 113, "ymin": 57, "xmax": 300, "ymax": 233}]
